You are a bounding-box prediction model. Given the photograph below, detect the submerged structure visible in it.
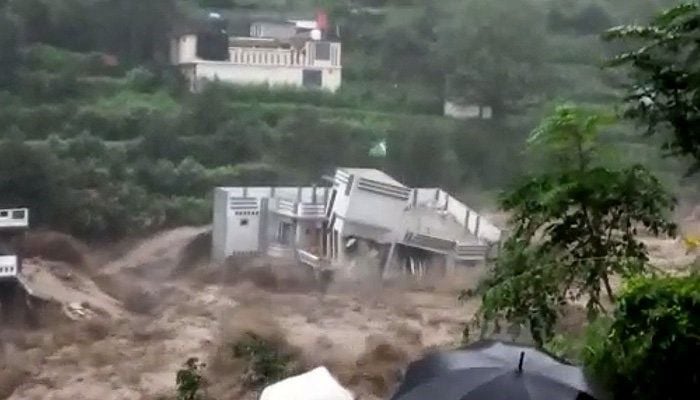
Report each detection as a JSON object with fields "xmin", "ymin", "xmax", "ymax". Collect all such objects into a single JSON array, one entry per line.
[
  {"xmin": 212, "ymin": 168, "xmax": 501, "ymax": 277},
  {"xmin": 0, "ymin": 208, "xmax": 30, "ymax": 322}
]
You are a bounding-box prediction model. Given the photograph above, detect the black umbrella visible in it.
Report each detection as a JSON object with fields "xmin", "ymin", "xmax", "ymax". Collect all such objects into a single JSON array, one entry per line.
[{"xmin": 391, "ymin": 340, "xmax": 607, "ymax": 400}]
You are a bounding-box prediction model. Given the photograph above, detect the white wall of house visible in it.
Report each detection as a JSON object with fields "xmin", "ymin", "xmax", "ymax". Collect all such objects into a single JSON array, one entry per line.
[
  {"xmin": 444, "ymin": 100, "xmax": 493, "ymax": 120},
  {"xmin": 212, "ymin": 189, "xmax": 263, "ymax": 261},
  {"xmin": 343, "ymin": 188, "xmax": 409, "ymax": 242},
  {"xmin": 327, "ymin": 170, "xmax": 411, "ymax": 244},
  {"xmin": 212, "ymin": 188, "xmax": 229, "ymax": 263},
  {"xmin": 192, "ymin": 62, "xmax": 340, "ymax": 92},
  {"xmin": 227, "ymin": 206, "xmax": 261, "ymax": 255},
  {"xmin": 171, "ymin": 34, "xmax": 199, "ymax": 64},
  {"xmin": 196, "ymin": 62, "xmax": 301, "ymax": 86}
]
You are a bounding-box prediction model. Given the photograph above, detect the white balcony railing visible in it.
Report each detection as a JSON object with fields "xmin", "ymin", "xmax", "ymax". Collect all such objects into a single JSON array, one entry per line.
[
  {"xmin": 0, "ymin": 255, "xmax": 18, "ymax": 278},
  {"xmin": 276, "ymin": 199, "xmax": 297, "ymax": 215},
  {"xmin": 298, "ymin": 204, "xmax": 325, "ymax": 218},
  {"xmin": 297, "ymin": 249, "xmax": 321, "ymax": 270},
  {"xmin": 275, "ymin": 199, "xmax": 325, "ymax": 219},
  {"xmin": 455, "ymin": 243, "xmax": 489, "ymax": 261}
]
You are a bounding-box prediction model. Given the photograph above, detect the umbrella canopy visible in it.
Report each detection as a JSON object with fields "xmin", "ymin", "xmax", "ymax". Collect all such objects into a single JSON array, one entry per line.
[{"xmin": 391, "ymin": 340, "xmax": 606, "ymax": 400}]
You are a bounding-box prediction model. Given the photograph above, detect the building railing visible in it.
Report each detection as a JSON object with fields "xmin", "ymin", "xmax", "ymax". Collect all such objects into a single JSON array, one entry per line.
[
  {"xmin": 455, "ymin": 243, "xmax": 489, "ymax": 261},
  {"xmin": 274, "ymin": 199, "xmax": 326, "ymax": 219},
  {"xmin": 0, "ymin": 255, "xmax": 18, "ymax": 278},
  {"xmin": 403, "ymin": 232, "xmax": 456, "ymax": 252},
  {"xmin": 298, "ymin": 204, "xmax": 326, "ymax": 218},
  {"xmin": 228, "ymin": 41, "xmax": 341, "ymax": 68},
  {"xmin": 297, "ymin": 249, "xmax": 321, "ymax": 270},
  {"xmin": 276, "ymin": 198, "xmax": 297, "ymax": 215},
  {"xmin": 402, "ymin": 231, "xmax": 491, "ymax": 261}
]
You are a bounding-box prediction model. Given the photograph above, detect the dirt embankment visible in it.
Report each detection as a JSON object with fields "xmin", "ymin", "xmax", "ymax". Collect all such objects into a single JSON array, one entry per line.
[{"xmin": 1, "ymin": 227, "xmax": 485, "ymax": 400}]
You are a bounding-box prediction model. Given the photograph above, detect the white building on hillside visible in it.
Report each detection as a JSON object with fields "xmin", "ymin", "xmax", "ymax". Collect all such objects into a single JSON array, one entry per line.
[
  {"xmin": 171, "ymin": 18, "xmax": 342, "ymax": 92},
  {"xmin": 212, "ymin": 168, "xmax": 502, "ymax": 278}
]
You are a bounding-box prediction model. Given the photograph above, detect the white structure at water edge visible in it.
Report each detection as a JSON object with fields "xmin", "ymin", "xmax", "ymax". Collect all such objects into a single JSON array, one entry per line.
[
  {"xmin": 171, "ymin": 18, "xmax": 342, "ymax": 92},
  {"xmin": 0, "ymin": 208, "xmax": 29, "ymax": 280},
  {"xmin": 212, "ymin": 168, "xmax": 501, "ymax": 277}
]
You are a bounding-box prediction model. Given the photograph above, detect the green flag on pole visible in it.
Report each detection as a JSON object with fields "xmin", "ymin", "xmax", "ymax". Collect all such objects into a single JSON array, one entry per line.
[{"xmin": 369, "ymin": 140, "xmax": 387, "ymax": 158}]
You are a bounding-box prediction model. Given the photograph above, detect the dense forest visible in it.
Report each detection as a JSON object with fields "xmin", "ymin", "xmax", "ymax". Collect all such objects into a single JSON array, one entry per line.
[{"xmin": 0, "ymin": 0, "xmax": 690, "ymax": 239}]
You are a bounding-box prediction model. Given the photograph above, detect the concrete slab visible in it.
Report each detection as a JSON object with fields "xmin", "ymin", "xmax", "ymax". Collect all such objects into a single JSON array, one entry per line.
[
  {"xmin": 403, "ymin": 207, "xmax": 481, "ymax": 244},
  {"xmin": 340, "ymin": 168, "xmax": 406, "ymax": 187}
]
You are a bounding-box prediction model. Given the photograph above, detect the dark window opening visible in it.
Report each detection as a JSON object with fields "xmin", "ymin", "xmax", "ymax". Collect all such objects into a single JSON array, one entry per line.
[
  {"xmin": 315, "ymin": 42, "xmax": 331, "ymax": 61},
  {"xmin": 196, "ymin": 30, "xmax": 230, "ymax": 61},
  {"xmin": 240, "ymin": 219, "xmax": 249, "ymax": 226},
  {"xmin": 302, "ymin": 69, "xmax": 322, "ymax": 88}
]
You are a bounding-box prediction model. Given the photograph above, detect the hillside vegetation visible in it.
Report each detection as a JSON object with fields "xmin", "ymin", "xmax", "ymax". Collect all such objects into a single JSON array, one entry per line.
[{"xmin": 0, "ymin": 0, "xmax": 691, "ymax": 240}]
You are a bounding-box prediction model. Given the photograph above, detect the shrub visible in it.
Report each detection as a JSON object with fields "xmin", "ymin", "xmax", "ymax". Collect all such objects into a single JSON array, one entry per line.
[
  {"xmin": 232, "ymin": 332, "xmax": 296, "ymax": 389},
  {"xmin": 176, "ymin": 357, "xmax": 208, "ymax": 400},
  {"xmin": 583, "ymin": 274, "xmax": 700, "ymax": 400}
]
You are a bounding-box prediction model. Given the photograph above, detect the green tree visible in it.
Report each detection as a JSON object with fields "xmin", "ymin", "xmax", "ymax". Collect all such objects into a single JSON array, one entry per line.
[
  {"xmin": 478, "ymin": 105, "xmax": 677, "ymax": 346},
  {"xmin": 583, "ymin": 274, "xmax": 700, "ymax": 400},
  {"xmin": 435, "ymin": 0, "xmax": 552, "ymax": 118},
  {"xmin": 386, "ymin": 121, "xmax": 460, "ymax": 189},
  {"xmin": 605, "ymin": 3, "xmax": 700, "ymax": 172},
  {"xmin": 275, "ymin": 110, "xmax": 374, "ymax": 179},
  {"xmin": 0, "ymin": 137, "xmax": 71, "ymax": 226},
  {"xmin": 176, "ymin": 357, "xmax": 208, "ymax": 400},
  {"xmin": 0, "ymin": 9, "xmax": 19, "ymax": 88}
]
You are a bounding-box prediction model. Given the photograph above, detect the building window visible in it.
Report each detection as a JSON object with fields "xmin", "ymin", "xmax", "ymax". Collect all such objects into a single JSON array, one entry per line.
[
  {"xmin": 302, "ymin": 69, "xmax": 323, "ymax": 88},
  {"xmin": 315, "ymin": 42, "xmax": 331, "ymax": 61},
  {"xmin": 240, "ymin": 219, "xmax": 249, "ymax": 226}
]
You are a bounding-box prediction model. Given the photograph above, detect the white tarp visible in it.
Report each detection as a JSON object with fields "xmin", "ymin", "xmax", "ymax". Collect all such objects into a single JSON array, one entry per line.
[{"xmin": 260, "ymin": 367, "xmax": 354, "ymax": 400}]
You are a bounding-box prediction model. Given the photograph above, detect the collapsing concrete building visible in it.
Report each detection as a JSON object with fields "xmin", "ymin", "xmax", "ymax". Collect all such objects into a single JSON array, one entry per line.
[{"xmin": 212, "ymin": 168, "xmax": 502, "ymax": 277}]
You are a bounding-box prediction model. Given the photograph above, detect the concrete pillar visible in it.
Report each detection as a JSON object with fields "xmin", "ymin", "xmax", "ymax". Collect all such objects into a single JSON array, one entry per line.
[
  {"xmin": 258, "ymin": 198, "xmax": 269, "ymax": 253},
  {"xmin": 445, "ymin": 253, "xmax": 456, "ymax": 274},
  {"xmin": 243, "ymin": 187, "xmax": 248, "ymax": 197},
  {"xmin": 475, "ymin": 215, "xmax": 481, "ymax": 238},
  {"xmin": 382, "ymin": 242, "xmax": 397, "ymax": 279}
]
